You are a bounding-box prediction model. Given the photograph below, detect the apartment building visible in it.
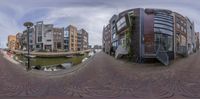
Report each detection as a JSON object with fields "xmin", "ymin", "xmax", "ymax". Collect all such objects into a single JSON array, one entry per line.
[
  {"xmin": 78, "ymin": 29, "xmax": 88, "ymax": 51},
  {"xmin": 174, "ymin": 12, "xmax": 188, "ymax": 56},
  {"xmin": 186, "ymin": 17, "xmax": 195, "ymax": 55},
  {"xmin": 110, "ymin": 15, "xmax": 118, "ymax": 55},
  {"xmin": 21, "ymin": 28, "xmax": 35, "ymax": 51},
  {"xmin": 103, "ymin": 8, "xmax": 197, "ymax": 65},
  {"xmin": 34, "ymin": 21, "xmax": 54, "ymax": 51},
  {"xmin": 7, "ymin": 35, "xmax": 16, "ymax": 50},
  {"xmin": 66, "ymin": 25, "xmax": 78, "ymax": 52},
  {"xmin": 16, "ymin": 33, "xmax": 22, "ymax": 50},
  {"xmin": 11, "ymin": 22, "xmax": 89, "ymax": 52},
  {"xmin": 53, "ymin": 27, "xmax": 64, "ymax": 51},
  {"xmin": 102, "ymin": 24, "xmax": 111, "ymax": 54}
]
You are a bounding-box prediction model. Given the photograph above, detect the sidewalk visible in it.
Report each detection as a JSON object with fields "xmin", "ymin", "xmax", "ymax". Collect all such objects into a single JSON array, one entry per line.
[{"xmin": 1, "ymin": 50, "xmax": 19, "ymax": 65}]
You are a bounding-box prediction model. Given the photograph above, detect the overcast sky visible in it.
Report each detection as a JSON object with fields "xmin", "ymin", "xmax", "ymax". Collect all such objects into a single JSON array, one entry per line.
[{"xmin": 0, "ymin": 0, "xmax": 200, "ymax": 48}]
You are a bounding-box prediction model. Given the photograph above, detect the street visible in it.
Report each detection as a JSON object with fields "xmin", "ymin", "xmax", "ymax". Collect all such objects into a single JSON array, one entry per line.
[{"xmin": 0, "ymin": 51, "xmax": 200, "ymax": 99}]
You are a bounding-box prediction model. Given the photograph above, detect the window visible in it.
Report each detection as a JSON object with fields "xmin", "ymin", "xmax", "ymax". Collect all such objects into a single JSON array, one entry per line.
[
  {"xmin": 154, "ymin": 24, "xmax": 173, "ymax": 31},
  {"xmin": 121, "ymin": 37, "xmax": 126, "ymax": 48},
  {"xmin": 181, "ymin": 26, "xmax": 184, "ymax": 31},
  {"xmin": 30, "ymin": 40, "xmax": 33, "ymax": 43},
  {"xmin": 47, "ymin": 40, "xmax": 51, "ymax": 42},
  {"xmin": 38, "ymin": 36, "xmax": 42, "ymax": 42},
  {"xmin": 36, "ymin": 45, "xmax": 40, "ymax": 48},
  {"xmin": 154, "ymin": 28, "xmax": 173, "ymax": 35},
  {"xmin": 180, "ymin": 35, "xmax": 186, "ymax": 46},
  {"xmin": 184, "ymin": 29, "xmax": 186, "ymax": 33},
  {"xmin": 154, "ymin": 16, "xmax": 173, "ymax": 20},
  {"xmin": 112, "ymin": 41, "xmax": 117, "ymax": 49},
  {"xmin": 181, "ymin": 21, "xmax": 183, "ymax": 24},
  {"xmin": 154, "ymin": 18, "xmax": 173, "ymax": 24},
  {"xmin": 116, "ymin": 17, "xmax": 127, "ymax": 31},
  {"xmin": 154, "ymin": 20, "xmax": 173, "ymax": 26},
  {"xmin": 155, "ymin": 34, "xmax": 173, "ymax": 51},
  {"xmin": 57, "ymin": 42, "xmax": 61, "ymax": 49},
  {"xmin": 177, "ymin": 23, "xmax": 180, "ymax": 29},
  {"xmin": 112, "ymin": 33, "xmax": 116, "ymax": 39}
]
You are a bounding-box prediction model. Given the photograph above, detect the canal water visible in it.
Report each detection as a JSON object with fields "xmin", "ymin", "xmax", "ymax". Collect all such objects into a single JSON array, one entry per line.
[{"xmin": 15, "ymin": 54, "xmax": 85, "ymax": 67}]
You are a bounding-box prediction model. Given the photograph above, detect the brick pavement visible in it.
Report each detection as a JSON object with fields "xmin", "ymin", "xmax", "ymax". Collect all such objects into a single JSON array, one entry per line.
[{"xmin": 0, "ymin": 51, "xmax": 200, "ymax": 99}]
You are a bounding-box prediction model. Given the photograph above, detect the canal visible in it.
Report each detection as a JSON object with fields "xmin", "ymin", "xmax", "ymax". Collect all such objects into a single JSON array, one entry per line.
[{"xmin": 15, "ymin": 54, "xmax": 86, "ymax": 66}]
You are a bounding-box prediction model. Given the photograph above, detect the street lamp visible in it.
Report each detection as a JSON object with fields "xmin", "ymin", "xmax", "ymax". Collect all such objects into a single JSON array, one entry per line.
[{"xmin": 24, "ymin": 22, "xmax": 33, "ymax": 71}]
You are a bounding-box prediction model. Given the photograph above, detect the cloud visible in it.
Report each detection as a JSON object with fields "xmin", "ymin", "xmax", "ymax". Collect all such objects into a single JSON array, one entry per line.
[
  {"xmin": 39, "ymin": 6, "xmax": 114, "ymax": 45},
  {"xmin": 0, "ymin": 0, "xmax": 200, "ymax": 48}
]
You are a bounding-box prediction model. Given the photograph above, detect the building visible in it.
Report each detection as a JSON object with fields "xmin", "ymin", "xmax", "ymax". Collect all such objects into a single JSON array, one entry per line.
[
  {"xmin": 185, "ymin": 17, "xmax": 195, "ymax": 55},
  {"xmin": 174, "ymin": 12, "xmax": 188, "ymax": 56},
  {"xmin": 78, "ymin": 29, "xmax": 88, "ymax": 51},
  {"xmin": 66, "ymin": 25, "xmax": 78, "ymax": 52},
  {"xmin": 16, "ymin": 33, "xmax": 22, "ymax": 50},
  {"xmin": 22, "ymin": 28, "xmax": 35, "ymax": 51},
  {"xmin": 11, "ymin": 21, "xmax": 89, "ymax": 52},
  {"xmin": 110, "ymin": 15, "xmax": 118, "ymax": 55},
  {"xmin": 103, "ymin": 8, "xmax": 197, "ymax": 65},
  {"xmin": 35, "ymin": 21, "xmax": 54, "ymax": 51},
  {"xmin": 195, "ymin": 32, "xmax": 199, "ymax": 51},
  {"xmin": 64, "ymin": 28, "xmax": 69, "ymax": 51},
  {"xmin": 7, "ymin": 35, "xmax": 16, "ymax": 50},
  {"xmin": 53, "ymin": 27, "xmax": 64, "ymax": 51},
  {"xmin": 102, "ymin": 24, "xmax": 111, "ymax": 54}
]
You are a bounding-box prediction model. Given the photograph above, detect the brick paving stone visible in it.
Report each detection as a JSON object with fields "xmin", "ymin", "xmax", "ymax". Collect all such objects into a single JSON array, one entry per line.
[{"xmin": 0, "ymin": 51, "xmax": 200, "ymax": 99}]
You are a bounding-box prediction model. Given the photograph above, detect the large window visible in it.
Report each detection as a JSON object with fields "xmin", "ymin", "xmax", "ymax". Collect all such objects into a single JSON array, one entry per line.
[
  {"xmin": 112, "ymin": 33, "xmax": 116, "ymax": 39},
  {"xmin": 176, "ymin": 23, "xmax": 180, "ymax": 29},
  {"xmin": 155, "ymin": 16, "xmax": 173, "ymax": 21},
  {"xmin": 38, "ymin": 36, "xmax": 42, "ymax": 42},
  {"xmin": 180, "ymin": 35, "xmax": 186, "ymax": 46},
  {"xmin": 57, "ymin": 42, "xmax": 61, "ymax": 49},
  {"xmin": 154, "ymin": 24, "xmax": 173, "ymax": 31},
  {"xmin": 64, "ymin": 29, "xmax": 69, "ymax": 37},
  {"xmin": 116, "ymin": 17, "xmax": 127, "ymax": 31},
  {"xmin": 154, "ymin": 28, "xmax": 173, "ymax": 35},
  {"xmin": 112, "ymin": 41, "xmax": 118, "ymax": 48},
  {"xmin": 154, "ymin": 18, "xmax": 173, "ymax": 23},
  {"xmin": 155, "ymin": 34, "xmax": 173, "ymax": 52},
  {"xmin": 154, "ymin": 20, "xmax": 173, "ymax": 26}
]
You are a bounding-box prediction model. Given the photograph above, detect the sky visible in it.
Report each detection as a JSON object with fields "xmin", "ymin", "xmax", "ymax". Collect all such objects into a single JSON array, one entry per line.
[{"xmin": 0, "ymin": 0, "xmax": 200, "ymax": 48}]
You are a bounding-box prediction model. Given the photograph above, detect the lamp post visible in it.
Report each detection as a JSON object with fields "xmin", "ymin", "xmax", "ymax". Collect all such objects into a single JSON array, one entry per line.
[{"xmin": 24, "ymin": 22, "xmax": 33, "ymax": 71}]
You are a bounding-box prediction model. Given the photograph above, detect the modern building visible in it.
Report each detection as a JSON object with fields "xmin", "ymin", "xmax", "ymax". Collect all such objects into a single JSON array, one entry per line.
[
  {"xmin": 10, "ymin": 21, "xmax": 89, "ymax": 52},
  {"xmin": 109, "ymin": 15, "xmax": 118, "ymax": 55},
  {"xmin": 66, "ymin": 25, "xmax": 78, "ymax": 52},
  {"xmin": 7, "ymin": 35, "xmax": 16, "ymax": 50},
  {"xmin": 16, "ymin": 33, "xmax": 22, "ymax": 50},
  {"xmin": 53, "ymin": 27, "xmax": 64, "ymax": 51},
  {"xmin": 21, "ymin": 28, "xmax": 35, "ymax": 51},
  {"xmin": 64, "ymin": 28, "xmax": 69, "ymax": 51},
  {"xmin": 174, "ymin": 12, "xmax": 187, "ymax": 56},
  {"xmin": 78, "ymin": 29, "xmax": 88, "ymax": 51},
  {"xmin": 103, "ymin": 8, "xmax": 197, "ymax": 65},
  {"xmin": 185, "ymin": 17, "xmax": 195, "ymax": 55},
  {"xmin": 35, "ymin": 21, "xmax": 54, "ymax": 51},
  {"xmin": 102, "ymin": 24, "xmax": 111, "ymax": 54}
]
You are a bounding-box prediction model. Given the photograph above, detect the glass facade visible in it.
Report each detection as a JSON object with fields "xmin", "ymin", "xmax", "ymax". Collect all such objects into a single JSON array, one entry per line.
[
  {"xmin": 155, "ymin": 34, "xmax": 173, "ymax": 52},
  {"xmin": 154, "ymin": 11, "xmax": 174, "ymax": 53}
]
